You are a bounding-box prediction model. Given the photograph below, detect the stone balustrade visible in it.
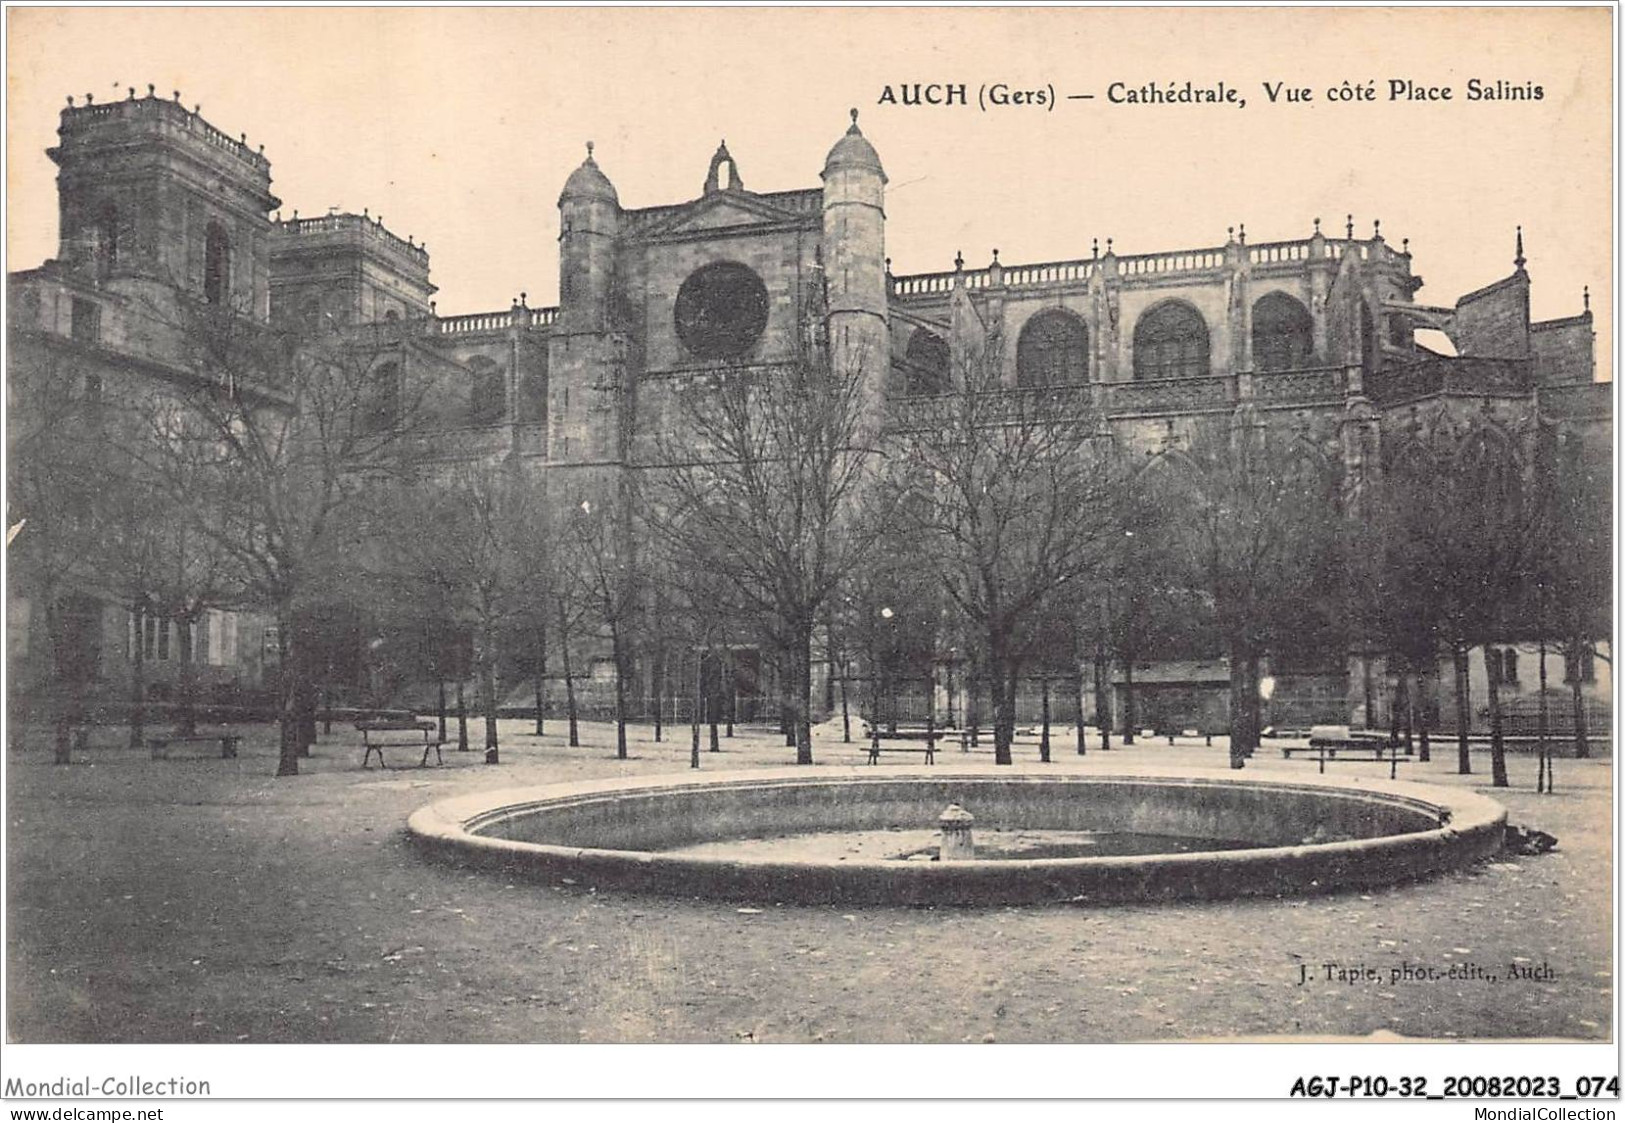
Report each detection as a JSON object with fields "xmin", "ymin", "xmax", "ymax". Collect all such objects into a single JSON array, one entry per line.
[
  {"xmin": 273, "ymin": 213, "xmax": 429, "ymax": 268},
  {"xmin": 435, "ymin": 305, "xmax": 557, "ymax": 335},
  {"xmin": 891, "ymin": 236, "xmax": 1389, "ymax": 301},
  {"xmin": 1106, "ymin": 373, "xmax": 1237, "ymax": 413},
  {"xmin": 1251, "ymin": 366, "xmax": 1345, "ymax": 404},
  {"xmin": 61, "ymin": 95, "xmax": 269, "ymax": 171},
  {"xmin": 1365, "ymin": 356, "xmax": 1531, "ymax": 405},
  {"xmin": 1117, "ymin": 247, "xmax": 1226, "ymax": 276},
  {"xmin": 1538, "ymin": 380, "xmax": 1612, "ymax": 420}
]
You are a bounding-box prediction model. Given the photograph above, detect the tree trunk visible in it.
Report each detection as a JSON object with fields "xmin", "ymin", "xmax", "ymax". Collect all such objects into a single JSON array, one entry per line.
[
  {"xmin": 437, "ymin": 680, "xmax": 448, "ymax": 745},
  {"xmin": 1121, "ymin": 651, "xmax": 1137, "ymax": 745},
  {"xmin": 1362, "ymin": 655, "xmax": 1375, "ymax": 732},
  {"xmin": 793, "ymin": 629, "xmax": 815, "ymax": 766},
  {"xmin": 839, "ymin": 659, "xmax": 851, "ymax": 743},
  {"xmin": 1227, "ymin": 641, "xmax": 1248, "ymax": 769},
  {"xmin": 533, "ymin": 621, "xmax": 547, "ymax": 737},
  {"xmin": 1039, "ymin": 676, "xmax": 1051, "ymax": 763},
  {"xmin": 1570, "ymin": 639, "xmax": 1590, "ymax": 758},
  {"xmin": 708, "ymin": 651, "xmax": 721, "ymax": 753},
  {"xmin": 989, "ymin": 631, "xmax": 1017, "ymax": 766},
  {"xmin": 1075, "ymin": 664, "xmax": 1087, "ymax": 757},
  {"xmin": 1415, "ymin": 670, "xmax": 1431, "ymax": 763},
  {"xmin": 479, "ymin": 625, "xmax": 500, "ymax": 764},
  {"xmin": 456, "ymin": 679, "xmax": 469, "ymax": 752},
  {"xmin": 1537, "ymin": 638, "xmax": 1551, "ymax": 794},
  {"xmin": 966, "ymin": 647, "xmax": 981, "ymax": 748},
  {"xmin": 1094, "ymin": 631, "xmax": 1111, "ymax": 752},
  {"xmin": 725, "ymin": 648, "xmax": 736, "ymax": 739},
  {"xmin": 176, "ymin": 612, "xmax": 198, "ymax": 737},
  {"xmin": 1243, "ymin": 650, "xmax": 1262, "ymax": 759},
  {"xmin": 1398, "ymin": 668, "xmax": 1414, "ymax": 751},
  {"xmin": 275, "ymin": 608, "xmax": 301, "ymax": 777},
  {"xmin": 611, "ymin": 625, "xmax": 628, "ymax": 761},
  {"xmin": 562, "ymin": 640, "xmax": 581, "ymax": 747},
  {"xmin": 1484, "ymin": 647, "xmax": 1508, "ymax": 788},
  {"xmin": 925, "ymin": 662, "xmax": 937, "ymax": 758},
  {"xmin": 652, "ymin": 646, "xmax": 664, "ymax": 743},
  {"xmin": 1453, "ymin": 643, "xmax": 1471, "ymax": 774},
  {"xmin": 690, "ymin": 650, "xmax": 701, "ymax": 770},
  {"xmin": 296, "ymin": 672, "xmax": 317, "ymax": 758},
  {"xmin": 128, "ymin": 603, "xmax": 146, "ymax": 751},
  {"xmin": 824, "ymin": 608, "xmax": 837, "ymax": 717}
]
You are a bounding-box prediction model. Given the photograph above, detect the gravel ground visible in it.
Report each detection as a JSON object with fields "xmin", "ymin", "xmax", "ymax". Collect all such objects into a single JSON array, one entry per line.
[{"xmin": 5, "ymin": 720, "xmax": 1613, "ymax": 1043}]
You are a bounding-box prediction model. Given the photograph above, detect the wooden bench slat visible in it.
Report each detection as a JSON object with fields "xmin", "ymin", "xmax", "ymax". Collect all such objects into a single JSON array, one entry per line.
[
  {"xmin": 149, "ymin": 733, "xmax": 240, "ymax": 760},
  {"xmin": 358, "ymin": 720, "xmax": 443, "ymax": 769}
]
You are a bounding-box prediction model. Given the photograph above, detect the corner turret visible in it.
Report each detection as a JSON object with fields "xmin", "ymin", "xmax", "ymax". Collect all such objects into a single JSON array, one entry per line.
[
  {"xmin": 558, "ymin": 142, "xmax": 620, "ymax": 330},
  {"xmin": 821, "ymin": 110, "xmax": 888, "ymax": 395}
]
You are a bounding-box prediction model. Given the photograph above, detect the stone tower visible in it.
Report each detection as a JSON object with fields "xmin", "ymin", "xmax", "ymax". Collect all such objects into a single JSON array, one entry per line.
[
  {"xmin": 47, "ymin": 88, "xmax": 279, "ymax": 321},
  {"xmin": 550, "ymin": 144, "xmax": 624, "ymax": 465},
  {"xmin": 821, "ymin": 110, "xmax": 889, "ymax": 397}
]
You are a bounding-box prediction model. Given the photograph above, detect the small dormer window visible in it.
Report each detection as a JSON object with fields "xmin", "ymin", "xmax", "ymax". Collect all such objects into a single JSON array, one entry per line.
[
  {"xmin": 204, "ymin": 222, "xmax": 231, "ymax": 306},
  {"xmin": 94, "ymin": 202, "xmax": 119, "ymax": 280}
]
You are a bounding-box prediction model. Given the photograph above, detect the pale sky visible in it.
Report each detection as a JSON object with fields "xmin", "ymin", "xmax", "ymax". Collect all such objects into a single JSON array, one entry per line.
[{"xmin": 6, "ymin": 7, "xmax": 1613, "ymax": 368}]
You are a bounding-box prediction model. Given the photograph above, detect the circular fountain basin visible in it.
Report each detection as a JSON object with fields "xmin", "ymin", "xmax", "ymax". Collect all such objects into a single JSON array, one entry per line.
[{"xmin": 407, "ymin": 767, "xmax": 1506, "ymax": 906}]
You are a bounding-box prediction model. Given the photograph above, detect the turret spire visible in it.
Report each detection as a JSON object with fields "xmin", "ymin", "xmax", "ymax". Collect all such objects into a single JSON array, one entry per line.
[{"xmin": 1514, "ymin": 225, "xmax": 1526, "ymax": 270}]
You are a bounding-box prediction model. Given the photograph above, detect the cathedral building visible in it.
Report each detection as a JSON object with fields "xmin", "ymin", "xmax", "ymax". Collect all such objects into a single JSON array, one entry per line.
[{"xmin": 8, "ymin": 89, "xmax": 1611, "ymax": 734}]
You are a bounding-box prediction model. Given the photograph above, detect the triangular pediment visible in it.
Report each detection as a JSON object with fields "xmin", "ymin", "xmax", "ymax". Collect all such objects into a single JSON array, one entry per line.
[{"xmin": 636, "ymin": 191, "xmax": 811, "ymax": 238}]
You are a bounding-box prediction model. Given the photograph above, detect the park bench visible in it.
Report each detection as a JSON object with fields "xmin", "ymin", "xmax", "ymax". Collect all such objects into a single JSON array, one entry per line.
[
  {"xmin": 356, "ymin": 719, "xmax": 443, "ymax": 769},
  {"xmin": 860, "ymin": 722, "xmax": 940, "ymax": 765},
  {"xmin": 1285, "ymin": 726, "xmax": 1410, "ymax": 778},
  {"xmin": 149, "ymin": 731, "xmax": 241, "ymax": 760},
  {"xmin": 1164, "ymin": 728, "xmax": 1218, "ymax": 746}
]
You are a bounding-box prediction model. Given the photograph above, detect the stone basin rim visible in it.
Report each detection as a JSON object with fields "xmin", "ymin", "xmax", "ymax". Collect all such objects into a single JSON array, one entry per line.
[{"xmin": 407, "ymin": 766, "xmax": 1507, "ymax": 890}]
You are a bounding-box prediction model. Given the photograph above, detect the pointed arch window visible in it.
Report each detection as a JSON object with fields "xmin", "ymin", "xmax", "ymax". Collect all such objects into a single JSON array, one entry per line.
[
  {"xmin": 1251, "ymin": 292, "xmax": 1314, "ymax": 372},
  {"xmin": 903, "ymin": 329, "xmax": 950, "ymax": 394},
  {"xmin": 204, "ymin": 221, "xmax": 232, "ymax": 306},
  {"xmin": 1133, "ymin": 301, "xmax": 1209, "ymax": 380},
  {"xmin": 468, "ymin": 357, "xmax": 507, "ymax": 425},
  {"xmin": 94, "ymin": 202, "xmax": 120, "ymax": 280},
  {"xmin": 1017, "ymin": 308, "xmax": 1089, "ymax": 387},
  {"xmin": 360, "ymin": 361, "xmax": 400, "ymax": 434}
]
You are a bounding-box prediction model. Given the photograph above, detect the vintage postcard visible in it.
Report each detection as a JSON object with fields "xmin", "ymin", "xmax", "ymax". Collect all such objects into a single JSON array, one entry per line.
[{"xmin": 3, "ymin": 5, "xmax": 1615, "ymax": 1112}]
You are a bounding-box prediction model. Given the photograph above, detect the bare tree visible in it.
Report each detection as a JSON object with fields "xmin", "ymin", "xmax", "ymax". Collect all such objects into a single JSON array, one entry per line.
[
  {"xmin": 557, "ymin": 482, "xmax": 641, "ymax": 760},
  {"xmin": 651, "ymin": 348, "xmax": 885, "ymax": 766},
  {"xmin": 888, "ymin": 329, "xmax": 1133, "ymax": 765},
  {"xmin": 8, "ymin": 346, "xmax": 110, "ymax": 762},
  {"xmin": 1157, "ymin": 416, "xmax": 1343, "ymax": 769},
  {"xmin": 383, "ymin": 462, "xmax": 537, "ymax": 764},
  {"xmin": 143, "ymin": 299, "xmax": 436, "ymax": 776},
  {"xmin": 1368, "ymin": 425, "xmax": 1536, "ymax": 785}
]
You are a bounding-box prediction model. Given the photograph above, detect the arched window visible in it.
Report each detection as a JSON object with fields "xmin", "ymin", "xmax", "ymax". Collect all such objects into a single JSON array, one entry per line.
[
  {"xmin": 1359, "ymin": 300, "xmax": 1378, "ymax": 379},
  {"xmin": 204, "ymin": 222, "xmax": 231, "ymax": 306},
  {"xmin": 518, "ymin": 355, "xmax": 548, "ymax": 423},
  {"xmin": 1251, "ymin": 292, "xmax": 1313, "ymax": 372},
  {"xmin": 360, "ymin": 361, "xmax": 400, "ymax": 434},
  {"xmin": 1133, "ymin": 301, "xmax": 1210, "ymax": 380},
  {"xmin": 468, "ymin": 357, "xmax": 507, "ymax": 426},
  {"xmin": 94, "ymin": 202, "xmax": 120, "ymax": 280},
  {"xmin": 903, "ymin": 329, "xmax": 949, "ymax": 394},
  {"xmin": 1016, "ymin": 308, "xmax": 1089, "ymax": 387},
  {"xmin": 1457, "ymin": 427, "xmax": 1522, "ymax": 510}
]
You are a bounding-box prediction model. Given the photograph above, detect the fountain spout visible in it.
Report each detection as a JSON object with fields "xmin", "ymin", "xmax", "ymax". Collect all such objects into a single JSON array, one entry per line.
[{"xmin": 938, "ymin": 803, "xmax": 975, "ymax": 860}]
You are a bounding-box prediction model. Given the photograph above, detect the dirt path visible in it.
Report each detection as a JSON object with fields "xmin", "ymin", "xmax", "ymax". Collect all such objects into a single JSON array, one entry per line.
[{"xmin": 6, "ymin": 722, "xmax": 1612, "ymax": 1043}]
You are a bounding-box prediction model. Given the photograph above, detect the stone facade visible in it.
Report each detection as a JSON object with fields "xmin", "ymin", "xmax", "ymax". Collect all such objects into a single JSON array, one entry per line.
[{"xmin": 7, "ymin": 92, "xmax": 1612, "ymax": 733}]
